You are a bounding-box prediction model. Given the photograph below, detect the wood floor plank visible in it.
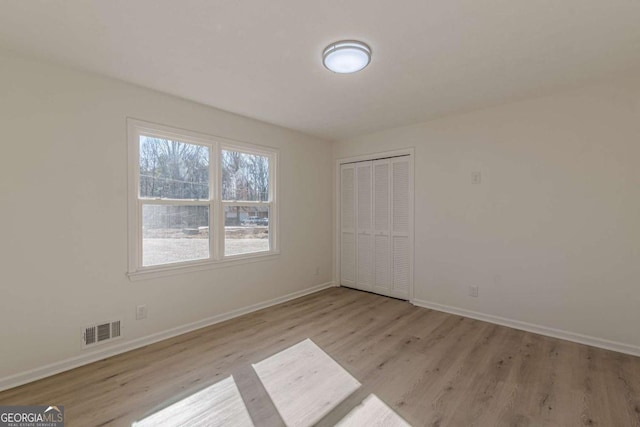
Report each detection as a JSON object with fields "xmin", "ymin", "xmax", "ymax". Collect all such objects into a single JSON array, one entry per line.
[{"xmin": 0, "ymin": 287, "xmax": 638, "ymax": 427}]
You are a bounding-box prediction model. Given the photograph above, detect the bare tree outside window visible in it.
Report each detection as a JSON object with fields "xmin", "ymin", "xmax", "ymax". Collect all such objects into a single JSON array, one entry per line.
[
  {"xmin": 221, "ymin": 150, "xmax": 269, "ymax": 201},
  {"xmin": 140, "ymin": 137, "xmax": 209, "ymax": 200}
]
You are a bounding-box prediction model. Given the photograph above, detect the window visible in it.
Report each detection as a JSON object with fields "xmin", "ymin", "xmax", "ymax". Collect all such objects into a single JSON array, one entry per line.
[
  {"xmin": 222, "ymin": 150, "xmax": 272, "ymax": 257},
  {"xmin": 128, "ymin": 119, "xmax": 278, "ymax": 278}
]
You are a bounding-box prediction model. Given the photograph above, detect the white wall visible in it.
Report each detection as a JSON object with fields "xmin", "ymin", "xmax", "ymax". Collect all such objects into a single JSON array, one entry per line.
[
  {"xmin": 0, "ymin": 51, "xmax": 334, "ymax": 384},
  {"xmin": 335, "ymin": 83, "xmax": 640, "ymax": 352}
]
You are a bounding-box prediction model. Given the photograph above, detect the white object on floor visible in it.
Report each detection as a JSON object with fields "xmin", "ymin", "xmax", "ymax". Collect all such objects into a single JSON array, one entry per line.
[
  {"xmin": 133, "ymin": 375, "xmax": 254, "ymax": 427},
  {"xmin": 336, "ymin": 394, "xmax": 411, "ymax": 427},
  {"xmin": 252, "ymin": 338, "xmax": 361, "ymax": 427}
]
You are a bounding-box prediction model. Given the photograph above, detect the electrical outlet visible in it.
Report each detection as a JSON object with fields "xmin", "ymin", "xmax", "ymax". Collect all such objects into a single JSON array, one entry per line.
[
  {"xmin": 469, "ymin": 286, "xmax": 479, "ymax": 297},
  {"xmin": 136, "ymin": 304, "xmax": 148, "ymax": 320},
  {"xmin": 471, "ymin": 171, "xmax": 482, "ymax": 184}
]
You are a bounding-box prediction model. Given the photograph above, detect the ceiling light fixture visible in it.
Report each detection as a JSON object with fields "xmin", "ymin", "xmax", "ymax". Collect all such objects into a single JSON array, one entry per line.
[{"xmin": 322, "ymin": 40, "xmax": 371, "ymax": 74}]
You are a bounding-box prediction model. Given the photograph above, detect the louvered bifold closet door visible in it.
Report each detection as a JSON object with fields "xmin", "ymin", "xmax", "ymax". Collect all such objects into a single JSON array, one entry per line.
[
  {"xmin": 340, "ymin": 164, "xmax": 356, "ymax": 287},
  {"xmin": 355, "ymin": 162, "xmax": 374, "ymax": 291},
  {"xmin": 391, "ymin": 158, "xmax": 411, "ymax": 298},
  {"xmin": 372, "ymin": 159, "xmax": 392, "ymax": 295}
]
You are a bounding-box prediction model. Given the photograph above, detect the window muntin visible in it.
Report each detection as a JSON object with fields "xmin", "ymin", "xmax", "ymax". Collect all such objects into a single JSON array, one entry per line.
[{"xmin": 128, "ymin": 120, "xmax": 278, "ymax": 277}]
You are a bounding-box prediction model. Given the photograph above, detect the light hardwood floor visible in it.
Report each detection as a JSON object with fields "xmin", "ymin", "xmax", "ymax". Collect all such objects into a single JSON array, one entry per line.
[{"xmin": 1, "ymin": 287, "xmax": 639, "ymax": 426}]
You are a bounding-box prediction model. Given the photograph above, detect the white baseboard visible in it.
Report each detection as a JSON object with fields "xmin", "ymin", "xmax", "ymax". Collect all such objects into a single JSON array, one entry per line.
[
  {"xmin": 411, "ymin": 298, "xmax": 640, "ymax": 358},
  {"xmin": 0, "ymin": 281, "xmax": 336, "ymax": 393}
]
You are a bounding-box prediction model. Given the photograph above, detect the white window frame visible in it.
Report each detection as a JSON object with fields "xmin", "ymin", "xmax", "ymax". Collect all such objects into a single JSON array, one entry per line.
[{"xmin": 127, "ymin": 119, "xmax": 279, "ymax": 280}]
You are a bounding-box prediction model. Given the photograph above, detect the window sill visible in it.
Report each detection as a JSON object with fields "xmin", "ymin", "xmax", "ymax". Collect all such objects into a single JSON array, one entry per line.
[{"xmin": 127, "ymin": 251, "xmax": 280, "ymax": 282}]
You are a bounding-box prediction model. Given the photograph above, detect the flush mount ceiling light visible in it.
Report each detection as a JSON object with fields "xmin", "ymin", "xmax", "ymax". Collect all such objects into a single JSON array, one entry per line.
[{"xmin": 322, "ymin": 40, "xmax": 371, "ymax": 74}]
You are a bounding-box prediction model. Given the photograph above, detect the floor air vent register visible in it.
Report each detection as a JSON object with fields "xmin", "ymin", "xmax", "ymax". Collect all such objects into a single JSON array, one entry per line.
[{"xmin": 82, "ymin": 320, "xmax": 121, "ymax": 348}]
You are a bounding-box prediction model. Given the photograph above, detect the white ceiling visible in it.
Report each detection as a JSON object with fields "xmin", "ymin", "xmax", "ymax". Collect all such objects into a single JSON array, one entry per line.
[{"xmin": 1, "ymin": 1, "xmax": 640, "ymax": 140}]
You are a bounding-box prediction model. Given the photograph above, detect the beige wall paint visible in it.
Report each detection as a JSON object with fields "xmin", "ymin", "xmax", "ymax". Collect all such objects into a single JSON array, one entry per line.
[
  {"xmin": 0, "ymin": 52, "xmax": 334, "ymax": 380},
  {"xmin": 335, "ymin": 83, "xmax": 640, "ymax": 349}
]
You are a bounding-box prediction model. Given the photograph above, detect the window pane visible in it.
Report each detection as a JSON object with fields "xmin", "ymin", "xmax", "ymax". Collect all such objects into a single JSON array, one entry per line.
[
  {"xmin": 140, "ymin": 136, "xmax": 209, "ymax": 200},
  {"xmin": 221, "ymin": 150, "xmax": 269, "ymax": 201},
  {"xmin": 224, "ymin": 206, "xmax": 269, "ymax": 256},
  {"xmin": 142, "ymin": 205, "xmax": 209, "ymax": 266}
]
